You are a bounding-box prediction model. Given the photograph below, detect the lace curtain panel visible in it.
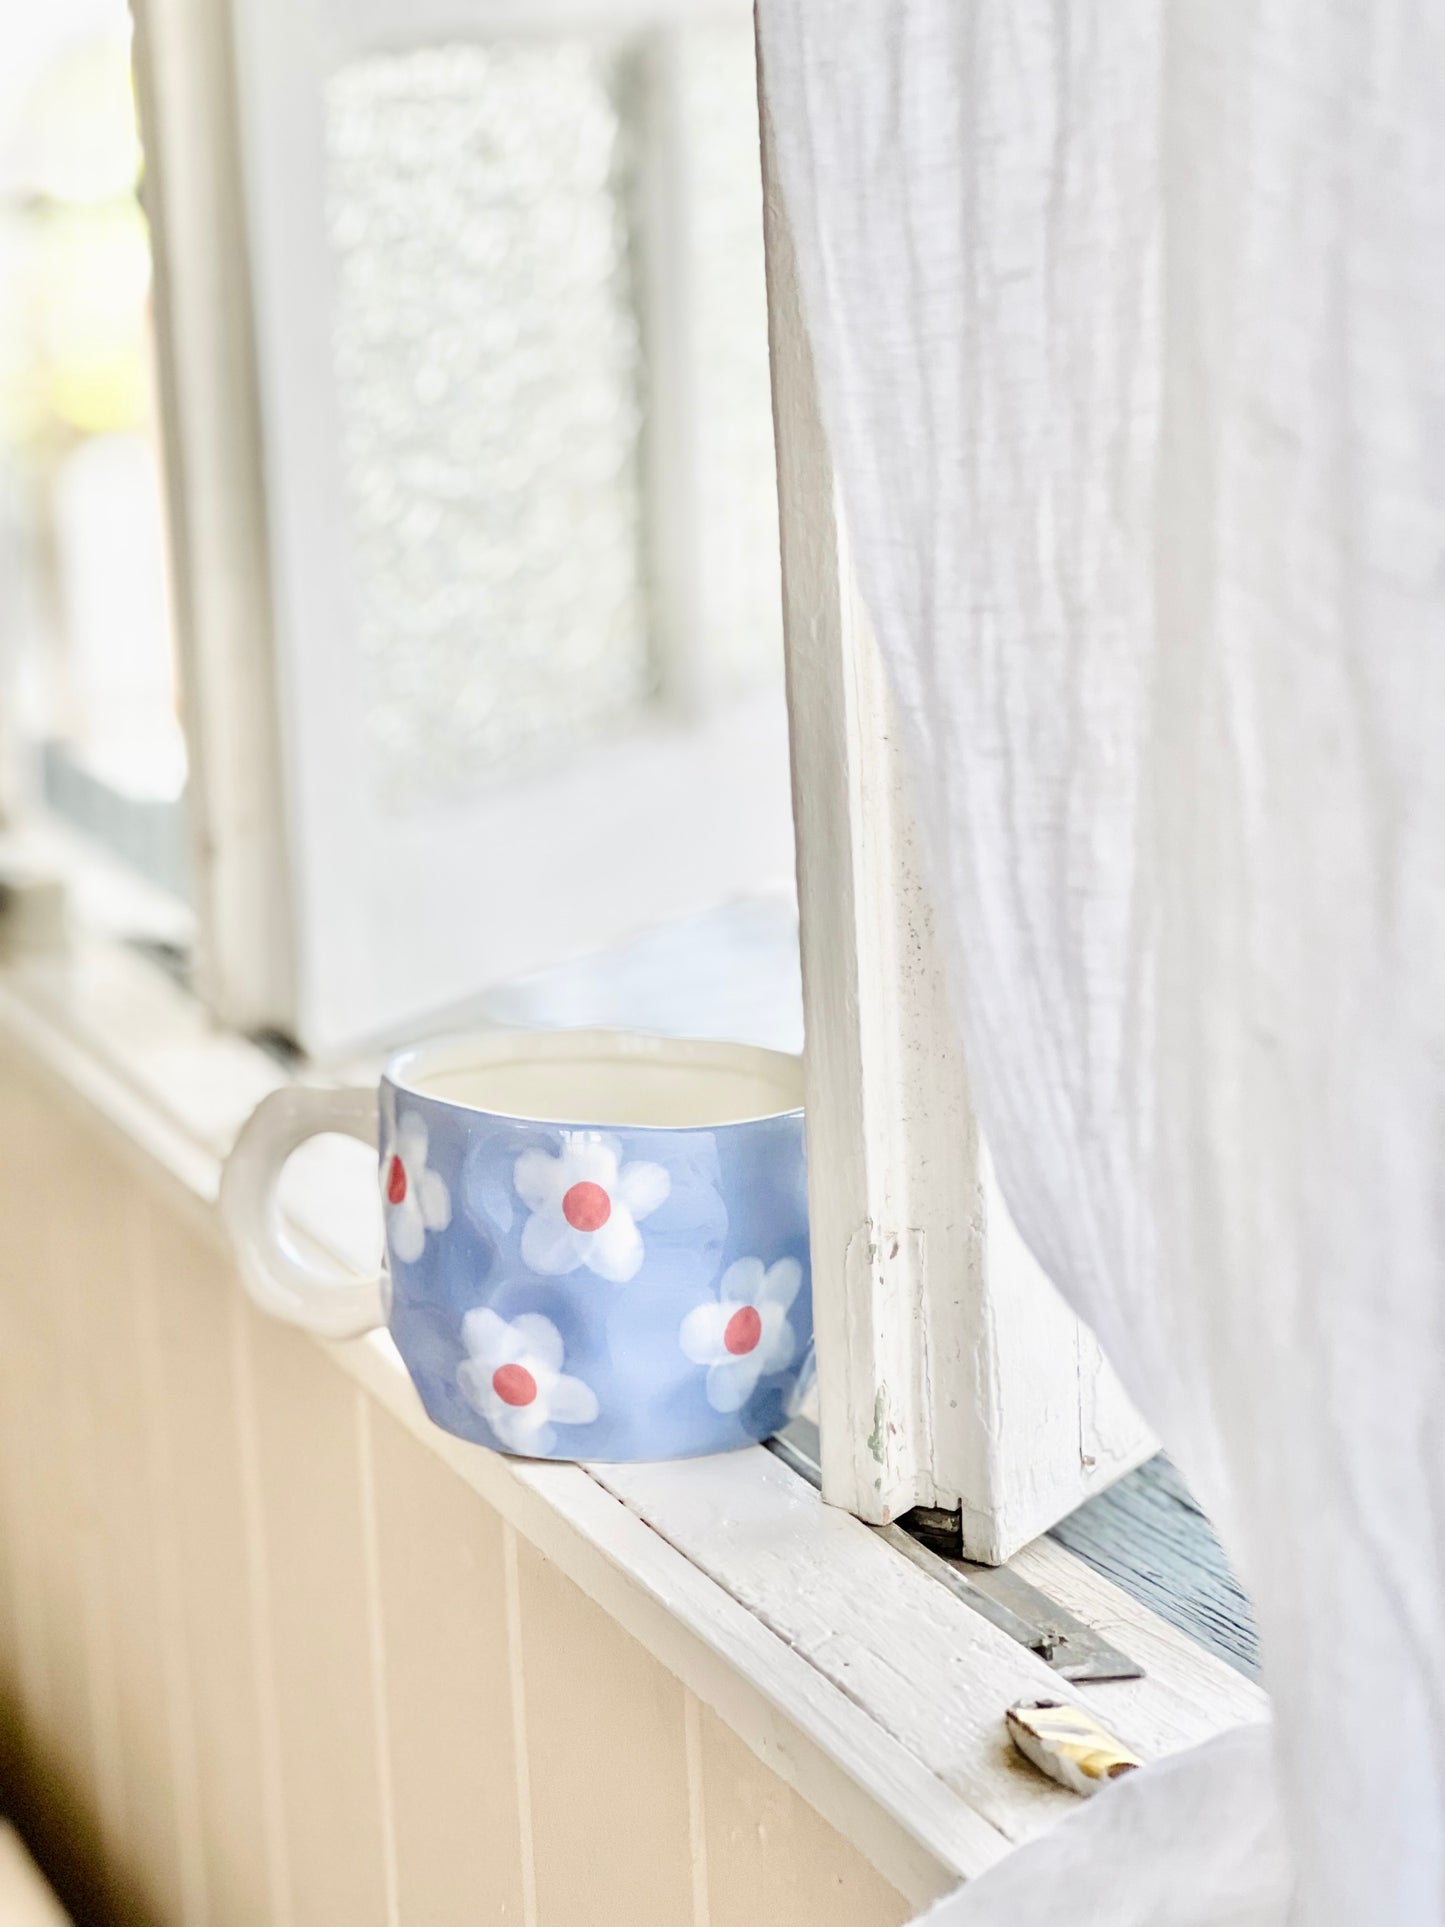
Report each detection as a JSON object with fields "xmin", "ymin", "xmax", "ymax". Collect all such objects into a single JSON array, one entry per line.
[{"xmin": 756, "ymin": 3, "xmax": 1445, "ymax": 1922}]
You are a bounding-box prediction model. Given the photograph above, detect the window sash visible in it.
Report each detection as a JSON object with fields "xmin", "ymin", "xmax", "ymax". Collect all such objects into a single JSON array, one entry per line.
[
  {"xmin": 137, "ymin": 0, "xmax": 794, "ymax": 1056},
  {"xmin": 137, "ymin": 0, "xmax": 1150, "ymax": 1554},
  {"xmin": 757, "ymin": 63, "xmax": 1152, "ymax": 1558}
]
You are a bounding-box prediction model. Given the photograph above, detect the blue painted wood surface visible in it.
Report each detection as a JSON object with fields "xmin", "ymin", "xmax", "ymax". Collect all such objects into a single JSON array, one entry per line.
[{"xmin": 1050, "ymin": 1454, "xmax": 1259, "ymax": 1678}]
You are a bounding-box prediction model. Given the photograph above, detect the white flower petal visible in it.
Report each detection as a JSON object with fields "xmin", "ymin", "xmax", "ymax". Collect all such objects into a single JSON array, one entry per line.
[
  {"xmin": 586, "ymin": 1210, "xmax": 645, "ymax": 1284},
  {"xmin": 388, "ymin": 1199, "xmax": 424, "ymax": 1265},
  {"xmin": 482, "ymin": 1404, "xmax": 515, "ymax": 1443},
  {"xmin": 490, "ymin": 1404, "xmax": 555, "ymax": 1455},
  {"xmin": 616, "ymin": 1160, "xmax": 670, "ymax": 1222},
  {"xmin": 758, "ymin": 1257, "xmax": 803, "ymax": 1313},
  {"xmin": 418, "ymin": 1168, "xmax": 452, "ymax": 1233},
  {"xmin": 680, "ymin": 1302, "xmax": 729, "ymax": 1364},
  {"xmin": 547, "ymin": 1373, "xmax": 600, "ymax": 1427},
  {"xmin": 563, "ymin": 1133, "xmax": 622, "ymax": 1186},
  {"xmin": 514, "ymin": 1147, "xmax": 566, "ymax": 1212},
  {"xmin": 757, "ymin": 1304, "xmax": 798, "ymax": 1376},
  {"xmin": 397, "ymin": 1112, "xmax": 429, "ymax": 1165},
  {"xmin": 706, "ymin": 1357, "xmax": 761, "ymax": 1414},
  {"xmin": 719, "ymin": 1256, "xmax": 768, "ymax": 1307},
  {"xmin": 521, "ymin": 1210, "xmax": 588, "ymax": 1276},
  {"xmin": 459, "ymin": 1310, "xmax": 589, "ymax": 1457},
  {"xmin": 460, "ymin": 1306, "xmax": 520, "ymax": 1368},
  {"xmin": 459, "ymin": 1361, "xmax": 522, "ymax": 1429},
  {"xmin": 509, "ymin": 1313, "xmax": 565, "ymax": 1375},
  {"xmin": 456, "ymin": 1356, "xmax": 489, "ymax": 1414},
  {"xmin": 502, "ymin": 1396, "xmax": 553, "ymax": 1440}
]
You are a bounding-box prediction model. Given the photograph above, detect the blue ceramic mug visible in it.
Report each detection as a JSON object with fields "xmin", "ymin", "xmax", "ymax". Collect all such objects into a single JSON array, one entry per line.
[{"xmin": 221, "ymin": 1029, "xmax": 811, "ymax": 1462}]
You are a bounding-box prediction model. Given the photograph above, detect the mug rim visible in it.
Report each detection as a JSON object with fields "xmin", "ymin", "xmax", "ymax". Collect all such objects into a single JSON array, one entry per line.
[{"xmin": 383, "ymin": 1025, "xmax": 805, "ymax": 1132}]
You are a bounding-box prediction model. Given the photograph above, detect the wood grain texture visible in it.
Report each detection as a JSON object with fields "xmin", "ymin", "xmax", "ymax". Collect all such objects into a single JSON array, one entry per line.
[
  {"xmin": 1049, "ymin": 1455, "xmax": 1260, "ymax": 1678},
  {"xmin": 598, "ymin": 1444, "xmax": 1262, "ymax": 1849},
  {"xmin": 1010, "ymin": 1539, "xmax": 1267, "ymax": 1750},
  {"xmin": 598, "ymin": 1449, "xmax": 1081, "ymax": 1847}
]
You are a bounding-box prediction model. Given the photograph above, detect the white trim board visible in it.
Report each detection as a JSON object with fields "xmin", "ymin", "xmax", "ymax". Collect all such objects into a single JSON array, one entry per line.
[
  {"xmin": 0, "ymin": 935, "xmax": 1267, "ymax": 1906},
  {"xmin": 757, "ymin": 69, "xmax": 1155, "ymax": 1558}
]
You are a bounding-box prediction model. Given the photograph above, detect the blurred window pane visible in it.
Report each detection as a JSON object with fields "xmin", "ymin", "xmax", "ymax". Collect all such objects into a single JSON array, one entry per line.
[
  {"xmin": 322, "ymin": 23, "xmax": 783, "ymax": 814},
  {"xmin": 0, "ymin": 0, "xmax": 188, "ymax": 895},
  {"xmin": 326, "ymin": 40, "xmax": 652, "ymax": 808}
]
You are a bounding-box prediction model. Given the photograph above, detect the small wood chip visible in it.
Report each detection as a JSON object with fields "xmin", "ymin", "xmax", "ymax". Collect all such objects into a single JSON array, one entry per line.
[{"xmin": 1006, "ymin": 1697, "xmax": 1142, "ymax": 1797}]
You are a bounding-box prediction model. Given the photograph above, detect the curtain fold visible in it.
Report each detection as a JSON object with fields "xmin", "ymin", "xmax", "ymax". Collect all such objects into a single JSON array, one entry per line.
[{"xmin": 757, "ymin": 4, "xmax": 1445, "ymax": 1920}]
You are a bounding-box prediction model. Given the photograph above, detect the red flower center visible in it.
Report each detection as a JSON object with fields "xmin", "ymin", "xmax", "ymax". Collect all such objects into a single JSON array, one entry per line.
[
  {"xmin": 492, "ymin": 1363, "xmax": 538, "ymax": 1407},
  {"xmin": 562, "ymin": 1180, "xmax": 611, "ymax": 1232},
  {"xmin": 724, "ymin": 1306, "xmax": 762, "ymax": 1355},
  {"xmin": 386, "ymin": 1155, "xmax": 407, "ymax": 1205}
]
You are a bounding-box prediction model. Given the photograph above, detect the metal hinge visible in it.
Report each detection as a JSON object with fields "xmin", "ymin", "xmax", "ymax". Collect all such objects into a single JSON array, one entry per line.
[{"xmin": 767, "ymin": 1419, "xmax": 1144, "ymax": 1684}]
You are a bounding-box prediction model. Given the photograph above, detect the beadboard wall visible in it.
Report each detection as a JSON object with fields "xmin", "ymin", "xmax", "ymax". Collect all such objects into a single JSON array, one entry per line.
[{"xmin": 0, "ymin": 1038, "xmax": 911, "ymax": 1927}]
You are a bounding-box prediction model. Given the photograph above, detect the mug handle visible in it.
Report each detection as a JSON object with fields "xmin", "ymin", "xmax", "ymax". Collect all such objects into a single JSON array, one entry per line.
[{"xmin": 220, "ymin": 1085, "xmax": 387, "ymax": 1339}]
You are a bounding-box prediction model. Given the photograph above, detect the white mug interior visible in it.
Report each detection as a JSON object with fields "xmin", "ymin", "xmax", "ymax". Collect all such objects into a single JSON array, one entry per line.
[{"xmin": 386, "ymin": 1028, "xmax": 805, "ymax": 1130}]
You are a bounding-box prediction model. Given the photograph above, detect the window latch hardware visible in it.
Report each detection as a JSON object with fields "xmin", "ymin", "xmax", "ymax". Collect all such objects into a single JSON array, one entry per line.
[{"xmin": 768, "ymin": 1420, "xmax": 1145, "ymax": 1684}]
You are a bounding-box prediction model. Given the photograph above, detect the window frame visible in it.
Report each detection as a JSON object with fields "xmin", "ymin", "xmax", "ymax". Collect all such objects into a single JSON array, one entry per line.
[
  {"xmin": 138, "ymin": 0, "xmax": 796, "ymax": 1059},
  {"xmin": 132, "ymin": 0, "xmax": 1150, "ymax": 1556},
  {"xmin": 134, "ymin": 0, "xmax": 297, "ymax": 1030},
  {"xmin": 757, "ymin": 75, "xmax": 1153, "ymax": 1557}
]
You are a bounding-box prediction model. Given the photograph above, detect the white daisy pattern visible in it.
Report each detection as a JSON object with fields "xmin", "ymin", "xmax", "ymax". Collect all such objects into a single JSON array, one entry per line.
[
  {"xmin": 514, "ymin": 1133, "xmax": 670, "ymax": 1284},
  {"xmin": 679, "ymin": 1256, "xmax": 802, "ymax": 1413},
  {"xmin": 380, "ymin": 1111, "xmax": 451, "ymax": 1264},
  {"xmin": 456, "ymin": 1308, "xmax": 599, "ymax": 1454}
]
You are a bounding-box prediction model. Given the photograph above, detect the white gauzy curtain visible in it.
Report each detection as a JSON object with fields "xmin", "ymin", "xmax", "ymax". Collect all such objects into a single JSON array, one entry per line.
[{"xmin": 757, "ymin": 4, "xmax": 1445, "ymax": 1924}]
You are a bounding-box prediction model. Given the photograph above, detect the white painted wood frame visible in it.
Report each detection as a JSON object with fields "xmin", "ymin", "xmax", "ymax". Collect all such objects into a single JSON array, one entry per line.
[
  {"xmin": 756, "ymin": 58, "xmax": 1153, "ymax": 1560},
  {"xmin": 132, "ymin": 0, "xmax": 297, "ymax": 1032},
  {"xmin": 139, "ymin": 0, "xmax": 796, "ymax": 1059}
]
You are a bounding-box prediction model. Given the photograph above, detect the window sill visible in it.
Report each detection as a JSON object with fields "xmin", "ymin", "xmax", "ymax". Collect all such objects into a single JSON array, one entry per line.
[{"xmin": 0, "ymin": 924, "xmax": 1267, "ymax": 1911}]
